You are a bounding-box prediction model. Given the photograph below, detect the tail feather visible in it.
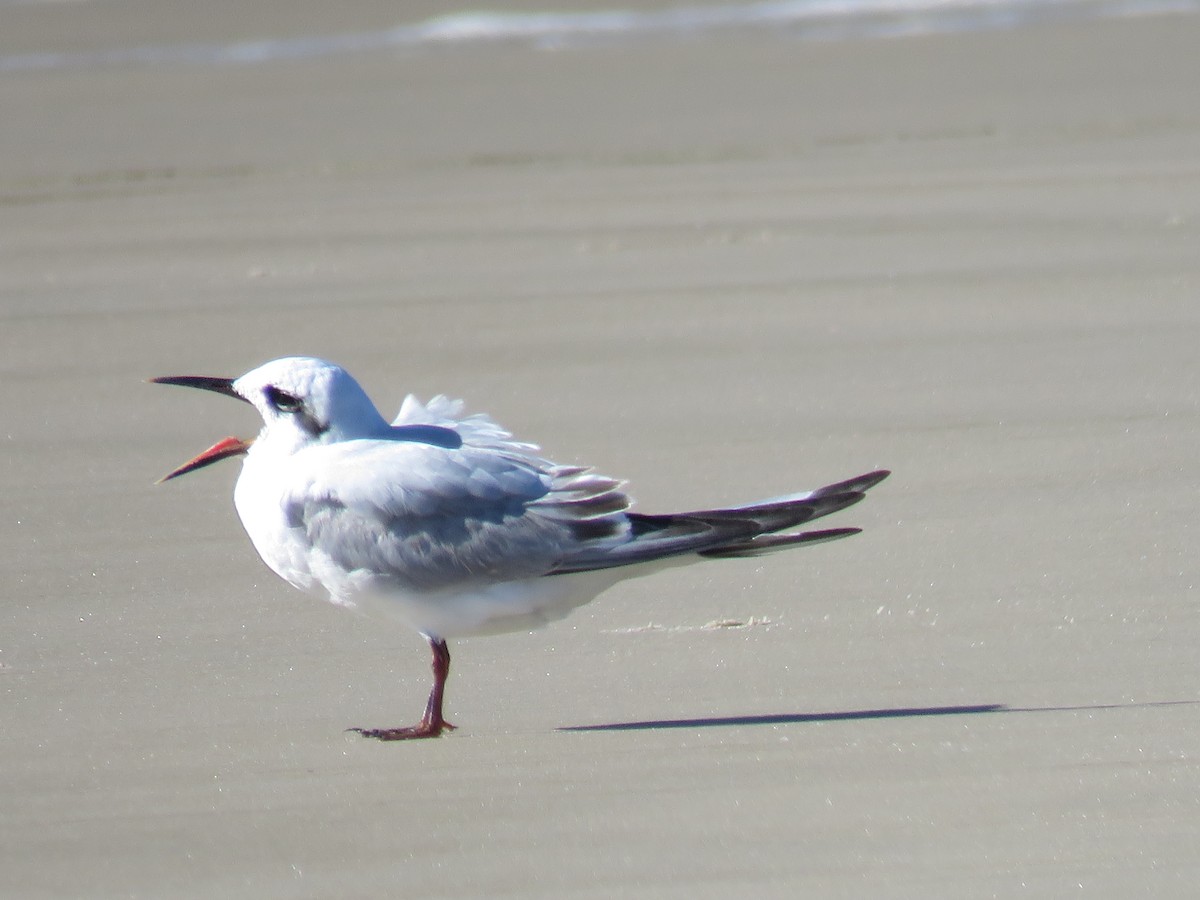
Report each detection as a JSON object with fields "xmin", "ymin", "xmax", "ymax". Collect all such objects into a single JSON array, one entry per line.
[{"xmin": 548, "ymin": 470, "xmax": 888, "ymax": 576}]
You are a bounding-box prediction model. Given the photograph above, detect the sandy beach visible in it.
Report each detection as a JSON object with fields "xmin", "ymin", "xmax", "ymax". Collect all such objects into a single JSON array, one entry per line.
[{"xmin": 3, "ymin": 3, "xmax": 1200, "ymax": 896}]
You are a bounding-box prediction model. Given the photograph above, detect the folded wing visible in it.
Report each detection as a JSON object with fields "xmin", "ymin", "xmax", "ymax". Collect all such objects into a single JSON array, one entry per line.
[{"xmin": 286, "ymin": 394, "xmax": 888, "ymax": 590}]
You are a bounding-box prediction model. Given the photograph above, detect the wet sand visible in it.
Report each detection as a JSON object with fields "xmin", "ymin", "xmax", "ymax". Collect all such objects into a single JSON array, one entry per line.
[{"xmin": 3, "ymin": 6, "xmax": 1200, "ymax": 896}]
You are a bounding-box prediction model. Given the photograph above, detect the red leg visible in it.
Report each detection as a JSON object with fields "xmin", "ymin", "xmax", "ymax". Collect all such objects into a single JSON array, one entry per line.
[{"xmin": 351, "ymin": 638, "xmax": 457, "ymax": 741}]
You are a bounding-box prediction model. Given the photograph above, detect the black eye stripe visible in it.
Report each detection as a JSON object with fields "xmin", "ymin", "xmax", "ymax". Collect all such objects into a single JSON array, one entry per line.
[
  {"xmin": 263, "ymin": 384, "xmax": 328, "ymax": 436},
  {"xmin": 264, "ymin": 385, "xmax": 302, "ymax": 413}
]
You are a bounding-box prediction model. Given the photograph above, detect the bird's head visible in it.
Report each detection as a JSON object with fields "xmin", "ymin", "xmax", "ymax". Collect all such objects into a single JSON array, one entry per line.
[{"xmin": 151, "ymin": 356, "xmax": 388, "ymax": 481}]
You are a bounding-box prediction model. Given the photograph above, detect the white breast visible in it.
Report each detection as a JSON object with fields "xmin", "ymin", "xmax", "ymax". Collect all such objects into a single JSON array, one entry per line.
[{"xmin": 233, "ymin": 450, "xmax": 322, "ymax": 597}]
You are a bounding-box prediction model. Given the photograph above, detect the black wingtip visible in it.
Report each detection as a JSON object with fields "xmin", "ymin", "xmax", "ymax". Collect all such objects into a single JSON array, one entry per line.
[
  {"xmin": 813, "ymin": 469, "xmax": 890, "ymax": 498},
  {"xmin": 699, "ymin": 527, "xmax": 863, "ymax": 558}
]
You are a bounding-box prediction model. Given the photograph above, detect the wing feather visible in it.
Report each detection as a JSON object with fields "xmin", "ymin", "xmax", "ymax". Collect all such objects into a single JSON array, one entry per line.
[
  {"xmin": 283, "ymin": 434, "xmax": 632, "ymax": 592},
  {"xmin": 291, "ymin": 394, "xmax": 887, "ymax": 590},
  {"xmin": 548, "ymin": 470, "xmax": 889, "ymax": 574}
]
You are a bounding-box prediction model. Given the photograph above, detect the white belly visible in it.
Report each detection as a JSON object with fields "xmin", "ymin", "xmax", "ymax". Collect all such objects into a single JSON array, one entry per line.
[{"xmin": 344, "ymin": 568, "xmax": 626, "ymax": 638}]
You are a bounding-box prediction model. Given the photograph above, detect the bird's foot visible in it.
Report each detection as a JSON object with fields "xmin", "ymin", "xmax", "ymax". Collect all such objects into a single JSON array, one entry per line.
[{"xmin": 348, "ymin": 720, "xmax": 456, "ymax": 741}]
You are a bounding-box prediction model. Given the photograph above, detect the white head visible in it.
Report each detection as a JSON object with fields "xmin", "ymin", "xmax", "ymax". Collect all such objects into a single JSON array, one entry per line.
[
  {"xmin": 233, "ymin": 356, "xmax": 389, "ymax": 446},
  {"xmin": 152, "ymin": 357, "xmax": 389, "ymax": 480}
]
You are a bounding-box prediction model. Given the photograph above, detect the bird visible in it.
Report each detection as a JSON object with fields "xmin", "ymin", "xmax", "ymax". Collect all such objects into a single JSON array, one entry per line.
[{"xmin": 152, "ymin": 356, "xmax": 888, "ymax": 740}]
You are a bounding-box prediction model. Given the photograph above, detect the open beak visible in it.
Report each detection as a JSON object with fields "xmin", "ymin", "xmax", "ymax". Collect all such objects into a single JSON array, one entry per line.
[{"xmin": 150, "ymin": 374, "xmax": 255, "ymax": 483}]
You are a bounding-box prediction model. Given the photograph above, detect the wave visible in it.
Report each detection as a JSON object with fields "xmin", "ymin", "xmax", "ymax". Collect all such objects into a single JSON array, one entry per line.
[{"xmin": 3, "ymin": 0, "xmax": 1198, "ymax": 72}]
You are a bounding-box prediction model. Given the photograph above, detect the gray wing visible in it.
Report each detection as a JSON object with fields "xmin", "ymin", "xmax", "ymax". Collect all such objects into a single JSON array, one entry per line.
[
  {"xmin": 285, "ymin": 416, "xmax": 887, "ymax": 590},
  {"xmin": 283, "ymin": 439, "xmax": 632, "ymax": 591}
]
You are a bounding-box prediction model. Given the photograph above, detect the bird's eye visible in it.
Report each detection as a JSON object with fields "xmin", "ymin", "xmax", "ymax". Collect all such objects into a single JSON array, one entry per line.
[{"xmin": 264, "ymin": 385, "xmax": 302, "ymax": 413}]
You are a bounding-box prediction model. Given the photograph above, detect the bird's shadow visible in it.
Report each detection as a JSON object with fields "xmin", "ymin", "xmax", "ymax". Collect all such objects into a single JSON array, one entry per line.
[{"xmin": 558, "ymin": 699, "xmax": 1200, "ymax": 732}]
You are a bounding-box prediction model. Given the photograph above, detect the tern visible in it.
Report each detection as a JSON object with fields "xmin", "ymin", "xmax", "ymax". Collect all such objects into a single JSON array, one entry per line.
[{"xmin": 153, "ymin": 357, "xmax": 888, "ymax": 740}]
